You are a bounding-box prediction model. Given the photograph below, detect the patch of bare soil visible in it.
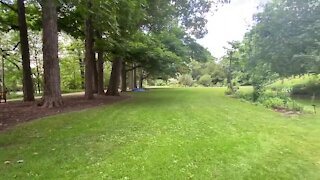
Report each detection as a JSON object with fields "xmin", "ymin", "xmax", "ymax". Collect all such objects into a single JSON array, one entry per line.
[
  {"xmin": 0, "ymin": 94, "xmax": 130, "ymax": 131},
  {"xmin": 274, "ymin": 108, "xmax": 302, "ymax": 116}
]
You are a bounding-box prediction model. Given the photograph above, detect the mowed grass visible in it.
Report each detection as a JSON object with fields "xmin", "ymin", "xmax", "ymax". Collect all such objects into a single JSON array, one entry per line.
[{"xmin": 1, "ymin": 88, "xmax": 320, "ymax": 179}]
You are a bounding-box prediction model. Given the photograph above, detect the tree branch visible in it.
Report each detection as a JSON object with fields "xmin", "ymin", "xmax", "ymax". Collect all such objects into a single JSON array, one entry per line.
[
  {"xmin": 1, "ymin": 42, "xmax": 20, "ymax": 52},
  {"xmin": 0, "ymin": 0, "xmax": 18, "ymax": 13},
  {"xmin": 6, "ymin": 58, "xmax": 21, "ymax": 70},
  {"xmin": 125, "ymin": 65, "xmax": 142, "ymax": 72}
]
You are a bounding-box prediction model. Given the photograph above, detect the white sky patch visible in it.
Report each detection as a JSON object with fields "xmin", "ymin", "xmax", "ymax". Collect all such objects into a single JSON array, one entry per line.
[{"xmin": 198, "ymin": 0, "xmax": 268, "ymax": 59}]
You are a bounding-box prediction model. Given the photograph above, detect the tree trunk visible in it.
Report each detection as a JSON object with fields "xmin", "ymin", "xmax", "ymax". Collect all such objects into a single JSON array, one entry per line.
[
  {"xmin": 40, "ymin": 0, "xmax": 63, "ymax": 108},
  {"xmin": 34, "ymin": 49, "xmax": 41, "ymax": 94},
  {"xmin": 84, "ymin": 0, "xmax": 94, "ymax": 99},
  {"xmin": 128, "ymin": 64, "xmax": 134, "ymax": 90},
  {"xmin": 97, "ymin": 50, "xmax": 104, "ymax": 95},
  {"xmin": 78, "ymin": 54, "xmax": 85, "ymax": 89},
  {"xmin": 121, "ymin": 61, "xmax": 127, "ymax": 92},
  {"xmin": 106, "ymin": 57, "xmax": 122, "ymax": 96},
  {"xmin": 17, "ymin": 0, "xmax": 34, "ymax": 101},
  {"xmin": 92, "ymin": 53, "xmax": 98, "ymax": 93},
  {"xmin": 139, "ymin": 77, "xmax": 143, "ymax": 89},
  {"xmin": 133, "ymin": 66, "xmax": 137, "ymax": 89},
  {"xmin": 139, "ymin": 69, "xmax": 143, "ymax": 89}
]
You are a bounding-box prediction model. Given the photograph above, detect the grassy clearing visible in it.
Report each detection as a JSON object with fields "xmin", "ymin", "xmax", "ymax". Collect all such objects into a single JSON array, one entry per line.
[{"xmin": 1, "ymin": 88, "xmax": 320, "ymax": 179}]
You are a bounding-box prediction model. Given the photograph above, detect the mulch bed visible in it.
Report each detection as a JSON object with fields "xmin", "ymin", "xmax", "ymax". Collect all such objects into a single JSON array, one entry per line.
[
  {"xmin": 274, "ymin": 107, "xmax": 302, "ymax": 116},
  {"xmin": 0, "ymin": 94, "xmax": 130, "ymax": 131}
]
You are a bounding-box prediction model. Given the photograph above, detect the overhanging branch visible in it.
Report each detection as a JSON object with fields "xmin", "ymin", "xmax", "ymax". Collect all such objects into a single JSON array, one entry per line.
[{"xmin": 125, "ymin": 65, "xmax": 142, "ymax": 72}]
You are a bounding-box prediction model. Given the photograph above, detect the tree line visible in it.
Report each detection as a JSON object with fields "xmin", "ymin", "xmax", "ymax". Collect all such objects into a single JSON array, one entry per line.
[
  {"xmin": 0, "ymin": 0, "xmax": 229, "ymax": 107},
  {"xmin": 221, "ymin": 0, "xmax": 320, "ymax": 97}
]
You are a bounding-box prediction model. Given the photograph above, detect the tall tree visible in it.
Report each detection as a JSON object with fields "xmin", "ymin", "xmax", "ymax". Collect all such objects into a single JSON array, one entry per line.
[
  {"xmin": 40, "ymin": 0, "xmax": 63, "ymax": 107},
  {"xmin": 246, "ymin": 0, "xmax": 320, "ymax": 77},
  {"xmin": 84, "ymin": 0, "xmax": 94, "ymax": 99},
  {"xmin": 17, "ymin": 0, "xmax": 34, "ymax": 101}
]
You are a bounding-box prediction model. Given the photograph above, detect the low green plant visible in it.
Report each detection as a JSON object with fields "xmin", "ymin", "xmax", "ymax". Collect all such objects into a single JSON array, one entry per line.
[
  {"xmin": 236, "ymin": 87, "xmax": 304, "ymax": 112},
  {"xmin": 260, "ymin": 97, "xmax": 285, "ymax": 109}
]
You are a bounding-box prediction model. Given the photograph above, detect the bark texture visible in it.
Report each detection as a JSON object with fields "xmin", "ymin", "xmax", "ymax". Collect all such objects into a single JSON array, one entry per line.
[
  {"xmin": 40, "ymin": 0, "xmax": 63, "ymax": 108},
  {"xmin": 121, "ymin": 61, "xmax": 127, "ymax": 92},
  {"xmin": 17, "ymin": 0, "xmax": 34, "ymax": 101},
  {"xmin": 139, "ymin": 69, "xmax": 143, "ymax": 89},
  {"xmin": 106, "ymin": 57, "xmax": 122, "ymax": 96},
  {"xmin": 133, "ymin": 67, "xmax": 137, "ymax": 89},
  {"xmin": 97, "ymin": 50, "xmax": 104, "ymax": 95},
  {"xmin": 92, "ymin": 54, "xmax": 98, "ymax": 93},
  {"xmin": 78, "ymin": 55, "xmax": 85, "ymax": 89},
  {"xmin": 84, "ymin": 0, "xmax": 94, "ymax": 99}
]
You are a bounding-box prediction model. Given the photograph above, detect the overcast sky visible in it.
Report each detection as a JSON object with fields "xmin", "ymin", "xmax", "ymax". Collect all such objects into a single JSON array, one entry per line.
[{"xmin": 198, "ymin": 0, "xmax": 269, "ymax": 59}]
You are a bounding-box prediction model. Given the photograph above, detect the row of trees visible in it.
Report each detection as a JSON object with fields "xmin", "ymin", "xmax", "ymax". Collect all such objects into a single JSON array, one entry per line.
[
  {"xmin": 221, "ymin": 0, "xmax": 320, "ymax": 96},
  {"xmin": 0, "ymin": 0, "xmax": 229, "ymax": 107}
]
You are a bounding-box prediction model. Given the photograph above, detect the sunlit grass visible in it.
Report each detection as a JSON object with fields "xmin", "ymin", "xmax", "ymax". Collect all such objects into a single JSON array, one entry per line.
[{"xmin": 1, "ymin": 88, "xmax": 320, "ymax": 179}]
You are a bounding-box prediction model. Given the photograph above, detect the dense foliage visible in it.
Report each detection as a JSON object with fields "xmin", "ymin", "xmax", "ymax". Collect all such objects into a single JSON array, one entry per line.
[{"xmin": 0, "ymin": 0, "xmax": 229, "ymax": 105}]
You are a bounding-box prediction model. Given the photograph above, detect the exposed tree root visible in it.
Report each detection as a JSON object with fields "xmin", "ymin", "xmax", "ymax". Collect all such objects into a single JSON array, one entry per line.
[{"xmin": 39, "ymin": 97, "xmax": 63, "ymax": 108}]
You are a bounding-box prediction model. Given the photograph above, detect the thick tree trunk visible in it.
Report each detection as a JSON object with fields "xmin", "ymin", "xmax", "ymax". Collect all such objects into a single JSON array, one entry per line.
[
  {"xmin": 17, "ymin": 0, "xmax": 34, "ymax": 101},
  {"xmin": 40, "ymin": 0, "xmax": 63, "ymax": 108},
  {"xmin": 121, "ymin": 61, "xmax": 127, "ymax": 92},
  {"xmin": 84, "ymin": 0, "xmax": 94, "ymax": 99},
  {"xmin": 97, "ymin": 50, "xmax": 104, "ymax": 95},
  {"xmin": 92, "ymin": 53, "xmax": 98, "ymax": 93},
  {"xmin": 106, "ymin": 57, "xmax": 122, "ymax": 96}
]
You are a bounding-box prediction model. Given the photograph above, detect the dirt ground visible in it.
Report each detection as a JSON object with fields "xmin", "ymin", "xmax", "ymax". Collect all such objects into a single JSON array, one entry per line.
[{"xmin": 0, "ymin": 94, "xmax": 130, "ymax": 131}]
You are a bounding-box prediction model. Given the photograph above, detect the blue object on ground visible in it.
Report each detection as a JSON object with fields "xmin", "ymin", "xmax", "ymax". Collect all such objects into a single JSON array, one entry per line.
[{"xmin": 132, "ymin": 88, "xmax": 145, "ymax": 92}]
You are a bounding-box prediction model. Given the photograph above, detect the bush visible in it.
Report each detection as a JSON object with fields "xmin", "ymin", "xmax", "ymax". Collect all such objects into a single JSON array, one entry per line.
[
  {"xmin": 198, "ymin": 74, "xmax": 212, "ymax": 87},
  {"xmin": 154, "ymin": 79, "xmax": 167, "ymax": 86},
  {"xmin": 225, "ymin": 88, "xmax": 234, "ymax": 95},
  {"xmin": 260, "ymin": 97, "xmax": 284, "ymax": 109},
  {"xmin": 168, "ymin": 78, "xmax": 179, "ymax": 87},
  {"xmin": 234, "ymin": 87, "xmax": 304, "ymax": 112},
  {"xmin": 234, "ymin": 91, "xmax": 253, "ymax": 101},
  {"xmin": 178, "ymin": 74, "xmax": 194, "ymax": 87}
]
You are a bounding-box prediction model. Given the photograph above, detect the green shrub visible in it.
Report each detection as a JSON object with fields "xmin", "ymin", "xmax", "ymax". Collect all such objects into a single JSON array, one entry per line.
[
  {"xmin": 154, "ymin": 79, "xmax": 167, "ymax": 86},
  {"xmin": 178, "ymin": 74, "xmax": 194, "ymax": 87},
  {"xmin": 235, "ymin": 87, "xmax": 304, "ymax": 112},
  {"xmin": 198, "ymin": 74, "xmax": 212, "ymax": 87},
  {"xmin": 168, "ymin": 78, "xmax": 179, "ymax": 87},
  {"xmin": 225, "ymin": 88, "xmax": 233, "ymax": 95},
  {"xmin": 260, "ymin": 97, "xmax": 285, "ymax": 109},
  {"xmin": 233, "ymin": 91, "xmax": 253, "ymax": 101}
]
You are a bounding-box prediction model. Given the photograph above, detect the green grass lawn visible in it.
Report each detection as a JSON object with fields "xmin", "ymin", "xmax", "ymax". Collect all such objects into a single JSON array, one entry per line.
[{"xmin": 1, "ymin": 88, "xmax": 320, "ymax": 179}]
